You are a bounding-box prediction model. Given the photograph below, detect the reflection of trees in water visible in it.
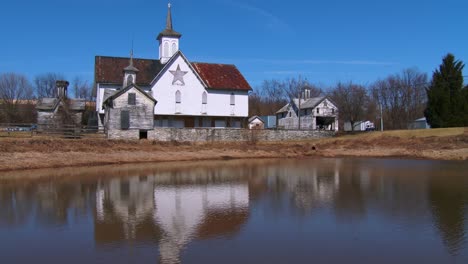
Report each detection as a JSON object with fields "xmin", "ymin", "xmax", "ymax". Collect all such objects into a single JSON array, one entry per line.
[
  {"xmin": 0, "ymin": 182, "xmax": 97, "ymax": 228},
  {"xmin": 429, "ymin": 176, "xmax": 468, "ymax": 255},
  {"xmin": 0, "ymin": 187, "xmax": 34, "ymax": 227}
]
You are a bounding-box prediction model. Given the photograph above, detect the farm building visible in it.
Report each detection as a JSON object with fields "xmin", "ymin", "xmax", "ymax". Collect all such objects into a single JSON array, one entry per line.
[
  {"xmin": 408, "ymin": 117, "xmax": 431, "ymax": 130},
  {"xmin": 248, "ymin": 116, "xmax": 265, "ymax": 129},
  {"xmin": 276, "ymin": 94, "xmax": 338, "ymax": 131},
  {"xmin": 94, "ymin": 3, "xmax": 251, "ymax": 131},
  {"xmin": 259, "ymin": 115, "xmax": 277, "ymax": 129},
  {"xmin": 36, "ymin": 80, "xmax": 85, "ymax": 130},
  {"xmin": 103, "ymin": 56, "xmax": 157, "ymax": 139}
]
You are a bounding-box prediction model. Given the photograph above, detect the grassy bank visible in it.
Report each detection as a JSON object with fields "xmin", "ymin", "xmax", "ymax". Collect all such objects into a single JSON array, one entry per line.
[{"xmin": 0, "ymin": 127, "xmax": 466, "ymax": 172}]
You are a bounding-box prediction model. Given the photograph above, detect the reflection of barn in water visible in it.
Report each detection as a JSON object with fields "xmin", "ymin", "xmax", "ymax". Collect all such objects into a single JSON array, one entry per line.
[{"xmin": 93, "ymin": 164, "xmax": 266, "ymax": 263}]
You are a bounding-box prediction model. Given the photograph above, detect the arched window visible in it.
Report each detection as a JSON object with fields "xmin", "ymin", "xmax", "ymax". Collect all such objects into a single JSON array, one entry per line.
[
  {"xmin": 175, "ymin": 90, "xmax": 181, "ymax": 103},
  {"xmin": 127, "ymin": 75, "xmax": 133, "ymax": 85},
  {"xmin": 230, "ymin": 93, "xmax": 235, "ymax": 105},
  {"xmin": 163, "ymin": 42, "xmax": 169, "ymax": 57},
  {"xmin": 171, "ymin": 43, "xmax": 177, "ymax": 55},
  {"xmin": 202, "ymin": 91, "xmax": 207, "ymax": 104}
]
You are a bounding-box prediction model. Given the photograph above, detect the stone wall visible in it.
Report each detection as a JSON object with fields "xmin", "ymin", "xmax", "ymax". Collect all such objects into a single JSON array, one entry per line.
[{"xmin": 120, "ymin": 128, "xmax": 335, "ymax": 142}]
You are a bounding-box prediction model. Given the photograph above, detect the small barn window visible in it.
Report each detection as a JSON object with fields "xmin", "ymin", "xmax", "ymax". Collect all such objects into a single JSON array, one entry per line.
[
  {"xmin": 332, "ymin": 109, "xmax": 335, "ymax": 114},
  {"xmin": 128, "ymin": 93, "xmax": 136, "ymax": 105},
  {"xmin": 202, "ymin": 91, "xmax": 207, "ymax": 104},
  {"xmin": 121, "ymin": 110, "xmax": 130, "ymax": 130},
  {"xmin": 175, "ymin": 90, "xmax": 181, "ymax": 103},
  {"xmin": 316, "ymin": 108, "xmax": 320, "ymax": 114},
  {"xmin": 230, "ymin": 93, "xmax": 235, "ymax": 105}
]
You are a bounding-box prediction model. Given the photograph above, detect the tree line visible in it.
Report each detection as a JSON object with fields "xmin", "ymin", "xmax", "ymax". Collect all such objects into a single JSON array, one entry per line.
[
  {"xmin": 249, "ymin": 53, "xmax": 468, "ymax": 130},
  {"xmin": 0, "ymin": 72, "xmax": 93, "ymax": 123}
]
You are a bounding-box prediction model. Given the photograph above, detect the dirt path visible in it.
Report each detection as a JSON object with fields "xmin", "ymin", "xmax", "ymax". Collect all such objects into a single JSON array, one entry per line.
[{"xmin": 0, "ymin": 128, "xmax": 466, "ymax": 172}]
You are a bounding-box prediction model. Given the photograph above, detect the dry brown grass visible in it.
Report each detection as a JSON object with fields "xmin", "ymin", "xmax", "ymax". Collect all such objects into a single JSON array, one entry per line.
[{"xmin": 0, "ymin": 128, "xmax": 466, "ymax": 172}]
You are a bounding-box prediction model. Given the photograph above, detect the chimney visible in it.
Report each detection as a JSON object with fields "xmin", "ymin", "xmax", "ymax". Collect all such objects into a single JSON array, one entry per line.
[{"xmin": 56, "ymin": 80, "xmax": 69, "ymax": 99}]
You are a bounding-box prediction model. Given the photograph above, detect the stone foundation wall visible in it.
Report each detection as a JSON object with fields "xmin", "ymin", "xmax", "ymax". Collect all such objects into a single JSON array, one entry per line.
[
  {"xmin": 107, "ymin": 129, "xmax": 140, "ymax": 140},
  {"xmin": 107, "ymin": 128, "xmax": 334, "ymax": 141},
  {"xmin": 136, "ymin": 128, "xmax": 334, "ymax": 142}
]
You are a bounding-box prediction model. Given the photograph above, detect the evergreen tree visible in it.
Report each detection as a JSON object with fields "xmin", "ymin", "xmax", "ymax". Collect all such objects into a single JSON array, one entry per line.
[{"xmin": 425, "ymin": 54, "xmax": 467, "ymax": 127}]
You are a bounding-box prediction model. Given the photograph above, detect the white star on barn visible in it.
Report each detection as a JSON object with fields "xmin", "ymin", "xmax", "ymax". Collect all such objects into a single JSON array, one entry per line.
[{"xmin": 169, "ymin": 65, "xmax": 188, "ymax": 85}]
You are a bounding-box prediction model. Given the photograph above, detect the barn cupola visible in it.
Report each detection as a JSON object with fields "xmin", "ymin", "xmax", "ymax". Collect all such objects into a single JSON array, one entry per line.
[
  {"xmin": 157, "ymin": 2, "xmax": 181, "ymax": 64},
  {"xmin": 56, "ymin": 80, "xmax": 69, "ymax": 99},
  {"xmin": 123, "ymin": 50, "xmax": 139, "ymax": 88}
]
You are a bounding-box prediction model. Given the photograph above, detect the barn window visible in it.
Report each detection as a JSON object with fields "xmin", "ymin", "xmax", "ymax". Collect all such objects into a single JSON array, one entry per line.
[
  {"xmin": 316, "ymin": 108, "xmax": 320, "ymax": 114},
  {"xmin": 121, "ymin": 110, "xmax": 130, "ymax": 130},
  {"xmin": 332, "ymin": 109, "xmax": 335, "ymax": 114},
  {"xmin": 164, "ymin": 42, "xmax": 169, "ymax": 57},
  {"xmin": 175, "ymin": 90, "xmax": 181, "ymax": 103},
  {"xmin": 230, "ymin": 93, "xmax": 235, "ymax": 105},
  {"xmin": 128, "ymin": 93, "xmax": 136, "ymax": 105},
  {"xmin": 202, "ymin": 91, "xmax": 207, "ymax": 104}
]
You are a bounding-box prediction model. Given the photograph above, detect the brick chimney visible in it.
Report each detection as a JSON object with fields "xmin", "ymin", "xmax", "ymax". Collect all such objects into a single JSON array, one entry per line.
[{"xmin": 56, "ymin": 80, "xmax": 69, "ymax": 99}]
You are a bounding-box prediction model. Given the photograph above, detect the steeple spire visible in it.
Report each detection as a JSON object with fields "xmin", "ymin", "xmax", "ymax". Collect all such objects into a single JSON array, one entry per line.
[
  {"xmin": 124, "ymin": 49, "xmax": 138, "ymax": 72},
  {"xmin": 157, "ymin": 2, "xmax": 181, "ymax": 40},
  {"xmin": 166, "ymin": 2, "xmax": 173, "ymax": 30}
]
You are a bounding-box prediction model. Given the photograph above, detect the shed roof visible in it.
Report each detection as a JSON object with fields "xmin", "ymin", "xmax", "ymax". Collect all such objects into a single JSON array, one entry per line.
[{"xmin": 248, "ymin": 115, "xmax": 265, "ymax": 123}]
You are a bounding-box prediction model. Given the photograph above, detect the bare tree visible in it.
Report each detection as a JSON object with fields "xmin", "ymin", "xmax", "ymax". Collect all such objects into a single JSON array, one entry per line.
[
  {"xmin": 0, "ymin": 73, "xmax": 35, "ymax": 123},
  {"xmin": 329, "ymin": 82, "xmax": 368, "ymax": 131},
  {"xmin": 370, "ymin": 68, "xmax": 427, "ymax": 130},
  {"xmin": 72, "ymin": 77, "xmax": 92, "ymax": 100},
  {"xmin": 249, "ymin": 76, "xmax": 324, "ymax": 116},
  {"xmin": 34, "ymin": 73, "xmax": 65, "ymax": 98}
]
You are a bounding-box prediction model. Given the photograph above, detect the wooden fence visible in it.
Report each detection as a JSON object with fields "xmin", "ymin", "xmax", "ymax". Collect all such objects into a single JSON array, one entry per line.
[{"xmin": 0, "ymin": 123, "xmax": 105, "ymax": 139}]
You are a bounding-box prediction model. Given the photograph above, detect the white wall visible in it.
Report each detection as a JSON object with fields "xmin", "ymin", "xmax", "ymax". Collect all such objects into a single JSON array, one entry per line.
[{"xmin": 151, "ymin": 54, "xmax": 249, "ymax": 117}]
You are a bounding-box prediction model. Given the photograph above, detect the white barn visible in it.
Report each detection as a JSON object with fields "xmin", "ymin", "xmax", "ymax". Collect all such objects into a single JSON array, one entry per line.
[{"xmin": 94, "ymin": 3, "xmax": 251, "ymax": 130}]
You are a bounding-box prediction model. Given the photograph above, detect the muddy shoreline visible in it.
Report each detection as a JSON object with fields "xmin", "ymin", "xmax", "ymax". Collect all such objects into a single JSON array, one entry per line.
[{"xmin": 0, "ymin": 128, "xmax": 466, "ymax": 172}]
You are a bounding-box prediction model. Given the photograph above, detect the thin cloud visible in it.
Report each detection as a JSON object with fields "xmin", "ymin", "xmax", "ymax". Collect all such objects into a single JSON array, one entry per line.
[
  {"xmin": 222, "ymin": 0, "xmax": 291, "ymax": 32},
  {"xmin": 245, "ymin": 58, "xmax": 397, "ymax": 66},
  {"xmin": 190, "ymin": 56, "xmax": 396, "ymax": 66}
]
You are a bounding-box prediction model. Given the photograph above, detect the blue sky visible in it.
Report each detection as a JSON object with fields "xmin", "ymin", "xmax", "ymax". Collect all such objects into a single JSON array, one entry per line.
[{"xmin": 1, "ymin": 0, "xmax": 467, "ymax": 88}]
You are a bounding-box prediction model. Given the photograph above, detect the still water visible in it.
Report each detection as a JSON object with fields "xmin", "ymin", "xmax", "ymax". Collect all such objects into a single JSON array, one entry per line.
[{"xmin": 0, "ymin": 158, "xmax": 467, "ymax": 264}]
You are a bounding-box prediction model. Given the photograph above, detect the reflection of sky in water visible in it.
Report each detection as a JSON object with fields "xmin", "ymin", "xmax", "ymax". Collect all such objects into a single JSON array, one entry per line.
[{"xmin": 0, "ymin": 158, "xmax": 467, "ymax": 264}]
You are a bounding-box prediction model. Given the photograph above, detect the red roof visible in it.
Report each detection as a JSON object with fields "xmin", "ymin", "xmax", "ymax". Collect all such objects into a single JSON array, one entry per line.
[
  {"xmin": 94, "ymin": 56, "xmax": 251, "ymax": 91},
  {"xmin": 191, "ymin": 63, "xmax": 252, "ymax": 91},
  {"xmin": 94, "ymin": 56, "xmax": 164, "ymax": 86}
]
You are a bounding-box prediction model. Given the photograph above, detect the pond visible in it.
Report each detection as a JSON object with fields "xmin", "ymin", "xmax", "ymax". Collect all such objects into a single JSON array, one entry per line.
[{"xmin": 0, "ymin": 158, "xmax": 467, "ymax": 263}]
